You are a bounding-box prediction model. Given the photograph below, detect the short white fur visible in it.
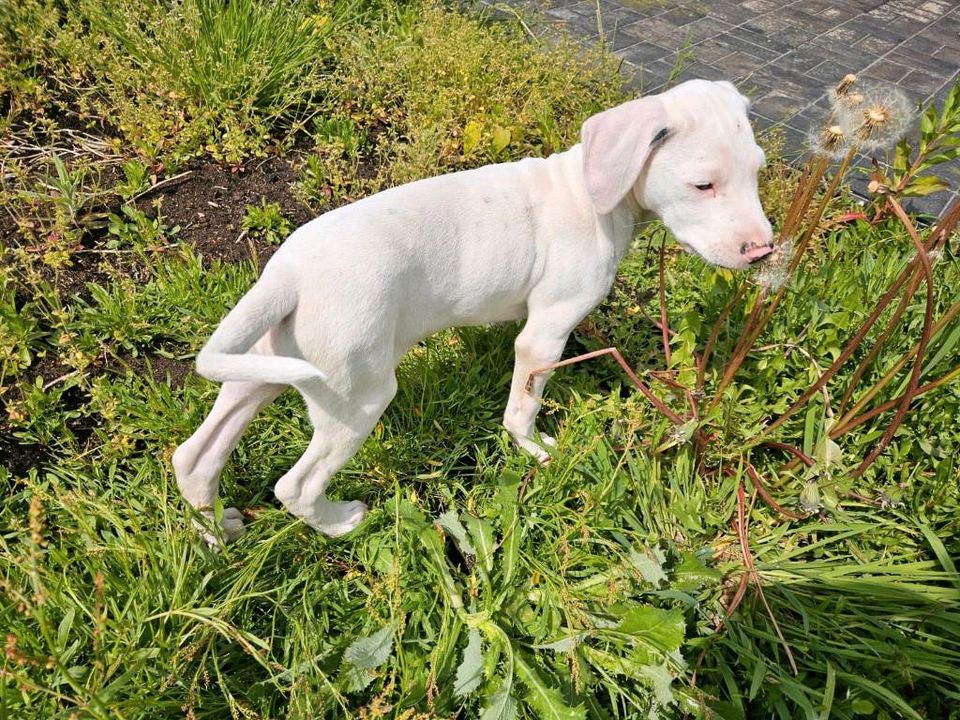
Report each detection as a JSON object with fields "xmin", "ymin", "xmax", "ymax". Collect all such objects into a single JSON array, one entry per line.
[{"xmin": 173, "ymin": 79, "xmax": 773, "ymax": 543}]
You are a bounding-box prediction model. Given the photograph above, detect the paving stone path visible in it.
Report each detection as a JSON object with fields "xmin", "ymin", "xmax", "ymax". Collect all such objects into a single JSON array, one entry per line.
[{"xmin": 492, "ymin": 0, "xmax": 960, "ymax": 215}]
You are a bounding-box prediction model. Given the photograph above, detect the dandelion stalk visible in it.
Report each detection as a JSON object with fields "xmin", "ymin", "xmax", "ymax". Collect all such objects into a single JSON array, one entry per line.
[
  {"xmin": 837, "ymin": 298, "xmax": 960, "ymax": 426},
  {"xmin": 760, "ymin": 192, "xmax": 956, "ymax": 440},
  {"xmin": 850, "ymin": 197, "xmax": 935, "ymax": 477}
]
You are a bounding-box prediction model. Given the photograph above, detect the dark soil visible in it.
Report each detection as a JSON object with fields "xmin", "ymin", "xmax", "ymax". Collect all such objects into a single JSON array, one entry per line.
[
  {"xmin": 121, "ymin": 353, "xmax": 193, "ymax": 389},
  {"xmin": 139, "ymin": 156, "xmax": 316, "ymax": 266},
  {"xmin": 0, "ymin": 435, "xmax": 49, "ymax": 479}
]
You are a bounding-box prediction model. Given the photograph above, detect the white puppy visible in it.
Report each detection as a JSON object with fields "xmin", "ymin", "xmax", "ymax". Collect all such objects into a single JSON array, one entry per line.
[{"xmin": 173, "ymin": 79, "xmax": 773, "ymax": 542}]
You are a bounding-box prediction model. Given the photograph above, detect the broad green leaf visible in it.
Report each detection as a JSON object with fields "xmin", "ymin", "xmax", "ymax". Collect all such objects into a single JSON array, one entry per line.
[
  {"xmin": 628, "ymin": 546, "xmax": 667, "ymax": 587},
  {"xmin": 465, "ymin": 513, "xmax": 496, "ymax": 572},
  {"xmin": 420, "ymin": 526, "xmax": 464, "ymax": 609},
  {"xmin": 343, "ymin": 625, "xmax": 393, "ymax": 669},
  {"xmin": 339, "ymin": 664, "xmax": 375, "ymax": 693},
  {"xmin": 57, "ymin": 607, "xmax": 75, "ymax": 649},
  {"xmin": 455, "ymin": 628, "xmax": 484, "ymax": 697},
  {"xmin": 639, "ymin": 662, "xmax": 675, "ymax": 707},
  {"xmin": 851, "ymin": 698, "xmax": 876, "ymax": 714},
  {"xmin": 893, "ymin": 137, "xmax": 911, "ymax": 174},
  {"xmin": 902, "ymin": 175, "xmax": 949, "ymax": 197},
  {"xmin": 463, "ymin": 120, "xmax": 483, "ymax": 155},
  {"xmin": 815, "ymin": 418, "xmax": 843, "ymax": 469},
  {"xmin": 672, "ymin": 551, "xmax": 721, "ymax": 592},
  {"xmin": 497, "ymin": 471, "xmax": 522, "ymax": 586},
  {"xmin": 616, "ymin": 606, "xmax": 685, "ymax": 653},
  {"xmin": 481, "ymin": 681, "xmax": 517, "ymax": 720},
  {"xmin": 920, "ymin": 104, "xmax": 937, "ymax": 138},
  {"xmin": 438, "ymin": 510, "xmax": 477, "ymax": 559},
  {"xmin": 516, "ymin": 654, "xmax": 585, "ymax": 720},
  {"xmin": 535, "ymin": 632, "xmax": 587, "ymax": 652},
  {"xmin": 491, "ymin": 126, "xmax": 511, "ymax": 153}
]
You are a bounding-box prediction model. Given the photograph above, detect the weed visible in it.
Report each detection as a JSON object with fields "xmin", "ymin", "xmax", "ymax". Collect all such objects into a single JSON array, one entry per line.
[{"xmin": 241, "ymin": 199, "xmax": 292, "ymax": 246}]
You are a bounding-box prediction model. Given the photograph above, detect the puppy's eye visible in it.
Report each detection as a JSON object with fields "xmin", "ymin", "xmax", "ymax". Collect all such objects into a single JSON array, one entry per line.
[{"xmin": 695, "ymin": 182, "xmax": 714, "ymax": 191}]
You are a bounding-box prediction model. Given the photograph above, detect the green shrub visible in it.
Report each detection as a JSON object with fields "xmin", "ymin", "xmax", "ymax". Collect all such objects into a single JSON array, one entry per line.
[
  {"xmin": 1, "ymin": 0, "xmax": 356, "ymax": 161},
  {"xmin": 318, "ymin": 1, "xmax": 626, "ymax": 188}
]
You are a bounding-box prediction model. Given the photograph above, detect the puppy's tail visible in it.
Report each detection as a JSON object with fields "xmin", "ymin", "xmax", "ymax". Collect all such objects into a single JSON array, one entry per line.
[{"xmin": 195, "ymin": 269, "xmax": 326, "ymax": 386}]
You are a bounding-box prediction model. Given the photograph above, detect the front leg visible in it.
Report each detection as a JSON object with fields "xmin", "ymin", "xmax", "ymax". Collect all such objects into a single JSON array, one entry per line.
[{"xmin": 503, "ymin": 307, "xmax": 585, "ymax": 462}]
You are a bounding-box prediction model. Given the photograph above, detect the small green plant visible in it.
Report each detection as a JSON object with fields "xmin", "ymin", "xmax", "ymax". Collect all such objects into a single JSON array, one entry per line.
[
  {"xmin": 313, "ymin": 114, "xmax": 367, "ymax": 158},
  {"xmin": 106, "ymin": 204, "xmax": 177, "ymax": 251},
  {"xmin": 115, "ymin": 159, "xmax": 150, "ymax": 200},
  {"xmin": 241, "ymin": 199, "xmax": 292, "ymax": 245}
]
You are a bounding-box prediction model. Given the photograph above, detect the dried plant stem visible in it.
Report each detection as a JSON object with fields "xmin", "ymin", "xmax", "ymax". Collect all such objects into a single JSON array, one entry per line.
[
  {"xmin": 780, "ymin": 155, "xmax": 828, "ymax": 240},
  {"xmin": 836, "ymin": 273, "xmax": 920, "ymax": 415},
  {"xmin": 744, "ymin": 463, "xmax": 805, "ymax": 520},
  {"xmin": 658, "ymin": 241, "xmax": 672, "ymax": 370},
  {"xmin": 759, "ymin": 440, "xmax": 814, "ymax": 467},
  {"xmin": 526, "ymin": 346, "xmax": 687, "ymax": 425},
  {"xmin": 837, "ymin": 299, "xmax": 960, "ymax": 426},
  {"xmin": 709, "ymin": 150, "xmax": 856, "ymax": 407},
  {"xmin": 697, "ymin": 283, "xmax": 748, "ymax": 391},
  {"xmin": 829, "ymin": 363, "xmax": 960, "ymax": 437},
  {"xmin": 733, "ymin": 478, "xmax": 798, "ymax": 675},
  {"xmin": 850, "ymin": 197, "xmax": 935, "ymax": 477}
]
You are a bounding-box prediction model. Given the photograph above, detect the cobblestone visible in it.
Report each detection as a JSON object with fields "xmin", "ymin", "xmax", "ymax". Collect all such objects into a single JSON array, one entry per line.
[{"xmin": 484, "ymin": 0, "xmax": 960, "ymax": 216}]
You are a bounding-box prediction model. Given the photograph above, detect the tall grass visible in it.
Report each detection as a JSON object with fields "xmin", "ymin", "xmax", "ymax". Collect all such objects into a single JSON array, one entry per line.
[
  {"xmin": 1, "ymin": 3, "xmax": 959, "ymax": 719},
  {"xmin": 1, "ymin": 0, "xmax": 358, "ymax": 160}
]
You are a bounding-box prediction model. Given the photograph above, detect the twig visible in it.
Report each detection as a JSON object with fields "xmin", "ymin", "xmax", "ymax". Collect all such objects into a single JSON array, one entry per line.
[
  {"xmin": 759, "ymin": 440, "xmax": 814, "ymax": 468},
  {"xmin": 526, "ymin": 346, "xmax": 686, "ymax": 425},
  {"xmin": 830, "ymin": 363, "xmax": 960, "ymax": 437},
  {"xmin": 735, "ymin": 479, "xmax": 798, "ymax": 675},
  {"xmin": 744, "ymin": 463, "xmax": 805, "ymax": 521},
  {"xmin": 851, "ymin": 197, "xmax": 935, "ymax": 477},
  {"xmin": 42, "ymin": 370, "xmax": 79, "ymax": 391},
  {"xmin": 131, "ymin": 170, "xmax": 193, "ymax": 201},
  {"xmin": 658, "ymin": 241, "xmax": 671, "ymax": 370}
]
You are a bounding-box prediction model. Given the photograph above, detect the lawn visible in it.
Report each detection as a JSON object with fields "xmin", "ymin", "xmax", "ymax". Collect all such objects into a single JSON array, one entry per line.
[{"xmin": 1, "ymin": 1, "xmax": 959, "ymax": 719}]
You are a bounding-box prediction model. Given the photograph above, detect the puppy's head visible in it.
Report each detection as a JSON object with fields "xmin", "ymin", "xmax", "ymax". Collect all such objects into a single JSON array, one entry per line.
[{"xmin": 581, "ymin": 79, "xmax": 774, "ymax": 270}]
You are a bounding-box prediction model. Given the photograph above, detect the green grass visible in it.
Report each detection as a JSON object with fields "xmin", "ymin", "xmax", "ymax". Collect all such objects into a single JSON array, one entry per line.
[{"xmin": 2, "ymin": 1, "xmax": 960, "ymax": 718}]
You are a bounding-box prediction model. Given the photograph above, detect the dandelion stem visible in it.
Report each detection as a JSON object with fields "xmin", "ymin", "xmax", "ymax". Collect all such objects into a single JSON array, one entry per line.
[{"xmin": 851, "ymin": 197, "xmax": 935, "ymax": 477}]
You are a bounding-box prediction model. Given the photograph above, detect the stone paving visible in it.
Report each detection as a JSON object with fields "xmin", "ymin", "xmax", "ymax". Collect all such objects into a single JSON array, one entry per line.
[{"xmin": 491, "ymin": 0, "xmax": 960, "ymax": 215}]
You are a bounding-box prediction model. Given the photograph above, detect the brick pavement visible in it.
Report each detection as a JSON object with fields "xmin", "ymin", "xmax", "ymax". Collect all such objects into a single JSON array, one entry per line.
[{"xmin": 488, "ymin": 0, "xmax": 960, "ymax": 216}]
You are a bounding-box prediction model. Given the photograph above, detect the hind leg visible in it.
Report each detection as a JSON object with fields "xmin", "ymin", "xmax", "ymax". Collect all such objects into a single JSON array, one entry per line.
[
  {"xmin": 274, "ymin": 374, "xmax": 397, "ymax": 536},
  {"xmin": 173, "ymin": 380, "xmax": 284, "ymax": 543}
]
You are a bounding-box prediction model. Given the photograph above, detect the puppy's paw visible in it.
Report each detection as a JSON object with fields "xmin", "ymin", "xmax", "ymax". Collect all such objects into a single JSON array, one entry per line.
[
  {"xmin": 194, "ymin": 507, "xmax": 246, "ymax": 547},
  {"xmin": 514, "ymin": 434, "xmax": 555, "ymax": 464},
  {"xmin": 310, "ymin": 500, "xmax": 368, "ymax": 537}
]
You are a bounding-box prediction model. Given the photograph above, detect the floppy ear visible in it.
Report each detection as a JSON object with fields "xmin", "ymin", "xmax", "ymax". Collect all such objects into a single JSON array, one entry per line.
[
  {"xmin": 580, "ymin": 96, "xmax": 669, "ymax": 215},
  {"xmin": 715, "ymin": 80, "xmax": 751, "ymax": 111}
]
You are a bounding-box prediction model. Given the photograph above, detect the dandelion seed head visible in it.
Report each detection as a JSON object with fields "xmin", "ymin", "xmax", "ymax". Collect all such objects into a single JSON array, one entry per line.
[
  {"xmin": 755, "ymin": 237, "xmax": 792, "ymax": 291},
  {"xmin": 835, "ymin": 74, "xmax": 857, "ymax": 96},
  {"xmin": 829, "ymin": 80, "xmax": 914, "ymax": 151},
  {"xmin": 808, "ymin": 123, "xmax": 850, "ymax": 160}
]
